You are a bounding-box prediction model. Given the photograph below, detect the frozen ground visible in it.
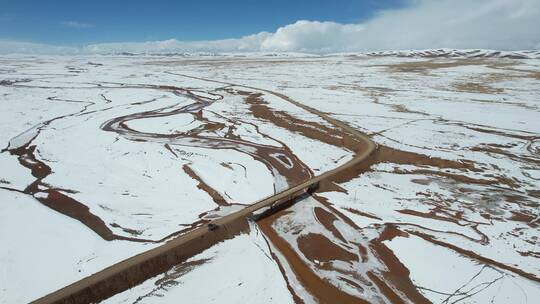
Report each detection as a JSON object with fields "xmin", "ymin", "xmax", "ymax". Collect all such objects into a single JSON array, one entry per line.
[
  {"xmin": 103, "ymin": 223, "xmax": 295, "ymax": 304},
  {"xmin": 0, "ymin": 51, "xmax": 538, "ymax": 303}
]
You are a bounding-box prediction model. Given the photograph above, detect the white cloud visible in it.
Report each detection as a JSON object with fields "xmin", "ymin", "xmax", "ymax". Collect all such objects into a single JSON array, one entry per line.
[
  {"xmin": 61, "ymin": 21, "xmax": 95, "ymax": 29},
  {"xmin": 354, "ymin": 0, "xmax": 540, "ymax": 51},
  {"xmin": 1, "ymin": 0, "xmax": 539, "ymax": 54},
  {"xmin": 84, "ymin": 33, "xmax": 270, "ymax": 54},
  {"xmin": 0, "ymin": 40, "xmax": 79, "ymax": 55},
  {"xmin": 259, "ymin": 20, "xmax": 364, "ymax": 52}
]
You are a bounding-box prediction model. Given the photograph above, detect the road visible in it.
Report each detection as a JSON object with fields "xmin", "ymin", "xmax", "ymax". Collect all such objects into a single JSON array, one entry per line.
[{"xmin": 32, "ymin": 75, "xmax": 377, "ymax": 304}]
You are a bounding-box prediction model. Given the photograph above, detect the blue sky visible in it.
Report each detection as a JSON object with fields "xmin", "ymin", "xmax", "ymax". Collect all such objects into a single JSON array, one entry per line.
[
  {"xmin": 0, "ymin": 0, "xmax": 408, "ymax": 44},
  {"xmin": 1, "ymin": 0, "xmax": 539, "ymax": 53}
]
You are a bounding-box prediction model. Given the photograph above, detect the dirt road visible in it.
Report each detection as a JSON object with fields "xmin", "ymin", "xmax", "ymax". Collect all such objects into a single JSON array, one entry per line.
[{"xmin": 32, "ymin": 75, "xmax": 377, "ymax": 304}]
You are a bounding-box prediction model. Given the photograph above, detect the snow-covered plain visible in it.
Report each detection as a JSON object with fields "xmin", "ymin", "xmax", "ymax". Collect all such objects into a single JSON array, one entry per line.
[
  {"xmin": 0, "ymin": 54, "xmax": 351, "ymax": 303},
  {"xmin": 1, "ymin": 52, "xmax": 539, "ymax": 303}
]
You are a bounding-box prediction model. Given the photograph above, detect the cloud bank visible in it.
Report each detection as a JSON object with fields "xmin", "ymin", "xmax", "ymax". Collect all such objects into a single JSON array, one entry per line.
[{"xmin": 2, "ymin": 0, "xmax": 539, "ymax": 54}]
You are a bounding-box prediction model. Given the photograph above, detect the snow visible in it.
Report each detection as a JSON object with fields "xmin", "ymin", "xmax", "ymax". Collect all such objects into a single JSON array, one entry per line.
[
  {"xmin": 0, "ymin": 153, "xmax": 34, "ymax": 190},
  {"xmin": 385, "ymin": 234, "xmax": 540, "ymax": 304},
  {"xmin": 1, "ymin": 52, "xmax": 538, "ymax": 303},
  {"xmin": 0, "ymin": 189, "xmax": 156, "ymax": 304},
  {"xmin": 103, "ymin": 224, "xmax": 295, "ymax": 304},
  {"xmin": 186, "ymin": 148, "xmax": 276, "ymax": 204}
]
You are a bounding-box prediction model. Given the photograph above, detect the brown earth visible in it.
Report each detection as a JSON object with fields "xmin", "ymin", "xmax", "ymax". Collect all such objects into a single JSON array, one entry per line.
[{"xmin": 31, "ymin": 73, "xmax": 377, "ymax": 304}]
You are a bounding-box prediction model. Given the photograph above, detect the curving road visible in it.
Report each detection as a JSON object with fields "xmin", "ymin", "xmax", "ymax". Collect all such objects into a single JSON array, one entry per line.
[{"xmin": 32, "ymin": 75, "xmax": 377, "ymax": 304}]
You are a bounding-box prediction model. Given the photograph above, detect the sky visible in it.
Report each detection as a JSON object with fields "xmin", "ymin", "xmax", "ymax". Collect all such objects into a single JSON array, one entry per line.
[
  {"xmin": 1, "ymin": 0, "xmax": 539, "ymax": 54},
  {"xmin": 0, "ymin": 0, "xmax": 407, "ymax": 44}
]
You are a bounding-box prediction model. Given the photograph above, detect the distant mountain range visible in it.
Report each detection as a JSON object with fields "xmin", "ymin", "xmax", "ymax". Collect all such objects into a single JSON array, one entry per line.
[{"xmin": 354, "ymin": 49, "xmax": 540, "ymax": 59}]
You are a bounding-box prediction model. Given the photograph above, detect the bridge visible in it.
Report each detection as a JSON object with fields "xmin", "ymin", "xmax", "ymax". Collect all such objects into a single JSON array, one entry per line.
[{"xmin": 32, "ymin": 75, "xmax": 377, "ymax": 304}]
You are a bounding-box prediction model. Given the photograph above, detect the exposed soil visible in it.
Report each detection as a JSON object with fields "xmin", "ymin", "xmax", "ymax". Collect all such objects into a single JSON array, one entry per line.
[
  {"xmin": 297, "ymin": 233, "xmax": 358, "ymax": 263},
  {"xmin": 182, "ymin": 165, "xmax": 229, "ymax": 206},
  {"xmin": 376, "ymin": 59, "xmax": 488, "ymax": 75},
  {"xmin": 13, "ymin": 61, "xmax": 538, "ymax": 304},
  {"xmin": 368, "ymin": 225, "xmax": 430, "ymax": 304},
  {"xmin": 30, "ymin": 71, "xmax": 377, "ymax": 303},
  {"xmin": 258, "ymin": 214, "xmax": 370, "ymax": 304},
  {"xmin": 453, "ymin": 82, "xmax": 504, "ymax": 94},
  {"xmin": 314, "ymin": 207, "xmax": 347, "ymax": 242}
]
